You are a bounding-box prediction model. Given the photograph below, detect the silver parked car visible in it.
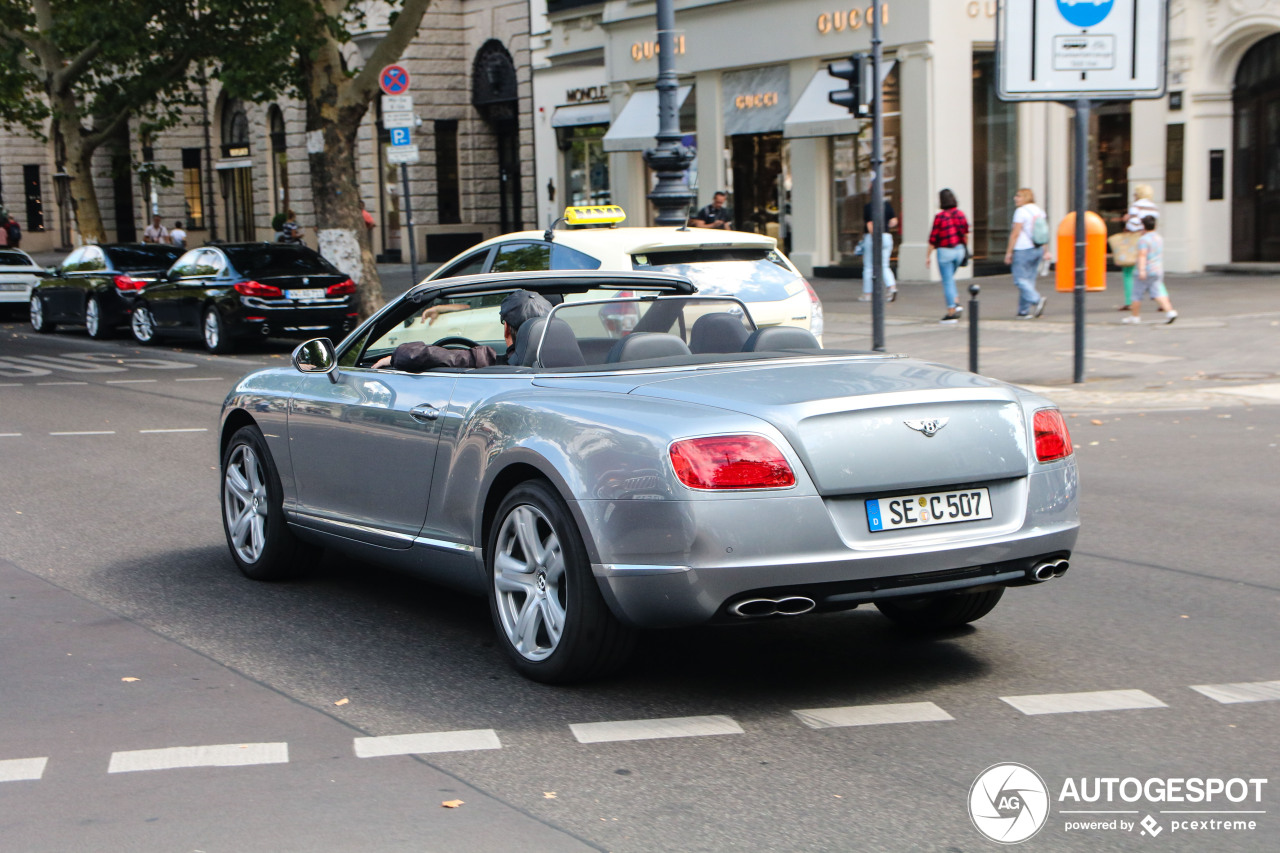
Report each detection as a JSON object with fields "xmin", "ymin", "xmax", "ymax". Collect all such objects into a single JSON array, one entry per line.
[{"xmin": 219, "ymin": 271, "xmax": 1079, "ymax": 683}]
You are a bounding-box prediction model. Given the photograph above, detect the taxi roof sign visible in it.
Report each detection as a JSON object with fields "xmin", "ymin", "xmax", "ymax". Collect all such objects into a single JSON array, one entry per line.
[{"xmin": 563, "ymin": 205, "xmax": 626, "ymax": 227}]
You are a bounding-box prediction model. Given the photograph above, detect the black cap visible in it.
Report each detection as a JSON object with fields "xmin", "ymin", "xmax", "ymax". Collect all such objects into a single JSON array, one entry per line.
[{"xmin": 499, "ymin": 289, "xmax": 553, "ymax": 332}]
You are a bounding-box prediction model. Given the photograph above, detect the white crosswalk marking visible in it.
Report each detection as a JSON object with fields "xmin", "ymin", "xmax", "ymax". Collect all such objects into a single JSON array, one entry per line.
[
  {"xmin": 1001, "ymin": 689, "xmax": 1167, "ymax": 716},
  {"xmin": 0, "ymin": 757, "xmax": 47, "ymax": 782},
  {"xmin": 354, "ymin": 729, "xmax": 501, "ymax": 758},
  {"xmin": 50, "ymin": 431, "xmax": 115, "ymax": 436},
  {"xmin": 108, "ymin": 742, "xmax": 288, "ymax": 773},
  {"xmin": 570, "ymin": 715, "xmax": 744, "ymax": 744},
  {"xmin": 1190, "ymin": 680, "xmax": 1280, "ymax": 704},
  {"xmin": 793, "ymin": 702, "xmax": 954, "ymax": 729},
  {"xmin": 138, "ymin": 428, "xmax": 208, "ymax": 434}
]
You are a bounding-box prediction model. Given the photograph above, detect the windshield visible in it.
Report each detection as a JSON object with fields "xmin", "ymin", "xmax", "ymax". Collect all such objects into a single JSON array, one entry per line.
[
  {"xmin": 104, "ymin": 245, "xmax": 182, "ymax": 271},
  {"xmin": 632, "ymin": 249, "xmax": 803, "ymax": 303},
  {"xmin": 223, "ymin": 245, "xmax": 341, "ymax": 276}
]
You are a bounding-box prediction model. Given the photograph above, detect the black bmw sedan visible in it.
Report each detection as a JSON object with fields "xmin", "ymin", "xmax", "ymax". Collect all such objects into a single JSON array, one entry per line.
[
  {"xmin": 30, "ymin": 243, "xmax": 183, "ymax": 338},
  {"xmin": 128, "ymin": 243, "xmax": 359, "ymax": 353}
]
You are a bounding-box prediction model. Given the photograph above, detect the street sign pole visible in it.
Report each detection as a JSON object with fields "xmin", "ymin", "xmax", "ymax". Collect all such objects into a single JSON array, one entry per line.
[
  {"xmin": 401, "ymin": 164, "xmax": 418, "ymax": 285},
  {"xmin": 870, "ymin": 1, "xmax": 885, "ymax": 352},
  {"xmin": 1073, "ymin": 98, "xmax": 1089, "ymax": 384},
  {"xmin": 380, "ymin": 69, "xmax": 419, "ymax": 283}
]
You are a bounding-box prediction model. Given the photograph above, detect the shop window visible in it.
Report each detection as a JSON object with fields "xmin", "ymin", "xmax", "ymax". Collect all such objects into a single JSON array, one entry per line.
[
  {"xmin": 435, "ymin": 120, "xmax": 461, "ymax": 225},
  {"xmin": 23, "ymin": 164, "xmax": 45, "ymax": 232},
  {"xmin": 831, "ymin": 65, "xmax": 900, "ymax": 265},
  {"xmin": 182, "ymin": 148, "xmax": 204, "ymax": 228},
  {"xmin": 1165, "ymin": 124, "xmax": 1184, "ymax": 203},
  {"xmin": 972, "ymin": 51, "xmax": 1016, "ymax": 261},
  {"xmin": 560, "ymin": 124, "xmax": 611, "ymax": 207}
]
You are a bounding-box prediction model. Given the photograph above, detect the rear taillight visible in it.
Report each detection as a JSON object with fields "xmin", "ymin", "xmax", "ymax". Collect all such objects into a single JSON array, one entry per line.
[
  {"xmin": 114, "ymin": 274, "xmax": 143, "ymax": 291},
  {"xmin": 669, "ymin": 434, "xmax": 796, "ymax": 490},
  {"xmin": 234, "ymin": 280, "xmax": 284, "ymax": 298},
  {"xmin": 802, "ymin": 278, "xmax": 823, "ymax": 338},
  {"xmin": 1033, "ymin": 408, "xmax": 1072, "ymax": 462},
  {"xmin": 326, "ymin": 278, "xmax": 356, "ymax": 296}
]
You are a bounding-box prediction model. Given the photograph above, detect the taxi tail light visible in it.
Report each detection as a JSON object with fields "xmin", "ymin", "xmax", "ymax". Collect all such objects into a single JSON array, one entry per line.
[
  {"xmin": 1033, "ymin": 408, "xmax": 1072, "ymax": 462},
  {"xmin": 114, "ymin": 274, "xmax": 144, "ymax": 291},
  {"xmin": 326, "ymin": 279, "xmax": 356, "ymax": 296},
  {"xmin": 669, "ymin": 435, "xmax": 796, "ymax": 490},
  {"xmin": 802, "ymin": 278, "xmax": 824, "ymax": 338},
  {"xmin": 234, "ymin": 280, "xmax": 284, "ymax": 298}
]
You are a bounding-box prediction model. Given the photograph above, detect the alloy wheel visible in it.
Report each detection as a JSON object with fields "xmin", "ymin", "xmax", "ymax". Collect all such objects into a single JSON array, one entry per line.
[
  {"xmin": 223, "ymin": 444, "xmax": 268, "ymax": 564},
  {"xmin": 131, "ymin": 306, "xmax": 154, "ymax": 342},
  {"xmin": 29, "ymin": 295, "xmax": 42, "ymax": 330},
  {"xmin": 85, "ymin": 298, "xmax": 100, "ymax": 337},
  {"xmin": 493, "ymin": 504, "xmax": 567, "ymax": 661},
  {"xmin": 204, "ymin": 309, "xmax": 220, "ymax": 350}
]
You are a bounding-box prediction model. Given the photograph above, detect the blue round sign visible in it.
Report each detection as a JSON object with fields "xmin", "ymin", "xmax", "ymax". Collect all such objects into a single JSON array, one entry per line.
[{"xmin": 1056, "ymin": 0, "xmax": 1114, "ymax": 29}]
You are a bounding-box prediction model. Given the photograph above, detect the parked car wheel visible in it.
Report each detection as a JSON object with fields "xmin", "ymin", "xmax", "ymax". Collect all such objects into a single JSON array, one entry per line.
[
  {"xmin": 85, "ymin": 295, "xmax": 112, "ymax": 339},
  {"xmin": 221, "ymin": 425, "xmax": 320, "ymax": 581},
  {"xmin": 204, "ymin": 306, "xmax": 235, "ymax": 354},
  {"xmin": 487, "ymin": 480, "xmax": 636, "ymax": 683},
  {"xmin": 875, "ymin": 587, "xmax": 1005, "ymax": 631},
  {"xmin": 130, "ymin": 305, "xmax": 157, "ymax": 344},
  {"xmin": 29, "ymin": 294, "xmax": 54, "ymax": 333}
]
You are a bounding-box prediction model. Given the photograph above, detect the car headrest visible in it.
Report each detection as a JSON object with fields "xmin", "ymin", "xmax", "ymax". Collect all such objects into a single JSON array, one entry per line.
[
  {"xmin": 742, "ymin": 326, "xmax": 822, "ymax": 352},
  {"xmin": 511, "ymin": 316, "xmax": 586, "ymax": 367},
  {"xmin": 606, "ymin": 332, "xmax": 693, "ymax": 363},
  {"xmin": 689, "ymin": 312, "xmax": 751, "ymax": 354}
]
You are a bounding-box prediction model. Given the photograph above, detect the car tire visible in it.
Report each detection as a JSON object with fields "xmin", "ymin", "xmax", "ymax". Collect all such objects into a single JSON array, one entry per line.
[
  {"xmin": 29, "ymin": 294, "xmax": 54, "ymax": 333},
  {"xmin": 874, "ymin": 587, "xmax": 1005, "ymax": 631},
  {"xmin": 130, "ymin": 304, "xmax": 157, "ymax": 344},
  {"xmin": 85, "ymin": 295, "xmax": 112, "ymax": 339},
  {"xmin": 220, "ymin": 425, "xmax": 321, "ymax": 581},
  {"xmin": 487, "ymin": 480, "xmax": 636, "ymax": 683},
  {"xmin": 203, "ymin": 306, "xmax": 235, "ymax": 354}
]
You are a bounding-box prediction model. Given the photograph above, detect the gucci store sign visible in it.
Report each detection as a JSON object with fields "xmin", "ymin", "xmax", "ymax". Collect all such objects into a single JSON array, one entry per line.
[{"xmin": 722, "ymin": 65, "xmax": 790, "ymax": 136}]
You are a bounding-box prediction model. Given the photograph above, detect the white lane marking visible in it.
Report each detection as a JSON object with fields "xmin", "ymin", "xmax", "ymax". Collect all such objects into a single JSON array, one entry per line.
[
  {"xmin": 49, "ymin": 431, "xmax": 116, "ymax": 436},
  {"xmin": 138, "ymin": 428, "xmax": 209, "ymax": 434},
  {"xmin": 108, "ymin": 742, "xmax": 288, "ymax": 773},
  {"xmin": 0, "ymin": 383, "xmax": 21, "ymax": 387},
  {"xmin": 0, "ymin": 433, "xmax": 21, "ymax": 438},
  {"xmin": 793, "ymin": 701, "xmax": 954, "ymax": 729},
  {"xmin": 1190, "ymin": 680, "xmax": 1280, "ymax": 704},
  {"xmin": 570, "ymin": 715, "xmax": 744, "ymax": 744},
  {"xmin": 175, "ymin": 377, "xmax": 225, "ymax": 382},
  {"xmin": 1204, "ymin": 383, "xmax": 1280, "ymax": 401},
  {"xmin": 354, "ymin": 729, "xmax": 501, "ymax": 758},
  {"xmin": 36, "ymin": 381, "xmax": 89, "ymax": 386},
  {"xmin": 106, "ymin": 379, "xmax": 158, "ymax": 384},
  {"xmin": 0, "ymin": 757, "xmax": 47, "ymax": 782},
  {"xmin": 1001, "ymin": 689, "xmax": 1167, "ymax": 716}
]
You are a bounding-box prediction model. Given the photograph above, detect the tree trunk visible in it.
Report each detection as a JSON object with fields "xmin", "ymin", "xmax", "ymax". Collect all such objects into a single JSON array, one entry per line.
[
  {"xmin": 301, "ymin": 41, "xmax": 383, "ymax": 318},
  {"xmin": 53, "ymin": 104, "xmax": 106, "ymax": 245}
]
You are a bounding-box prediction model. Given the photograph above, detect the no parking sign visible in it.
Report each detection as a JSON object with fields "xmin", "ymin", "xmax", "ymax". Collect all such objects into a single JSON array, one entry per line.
[{"xmin": 379, "ymin": 65, "xmax": 411, "ymax": 96}]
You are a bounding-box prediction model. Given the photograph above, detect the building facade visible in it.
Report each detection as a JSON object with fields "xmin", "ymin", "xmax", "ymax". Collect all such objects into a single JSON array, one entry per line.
[
  {"xmin": 0, "ymin": 0, "xmax": 535, "ymax": 267},
  {"xmin": 531, "ymin": 0, "xmax": 1280, "ymax": 280}
]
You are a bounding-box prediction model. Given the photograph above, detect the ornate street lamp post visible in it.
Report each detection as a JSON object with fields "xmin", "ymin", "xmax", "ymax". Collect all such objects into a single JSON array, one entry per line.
[{"xmin": 642, "ymin": 0, "xmax": 695, "ymax": 225}]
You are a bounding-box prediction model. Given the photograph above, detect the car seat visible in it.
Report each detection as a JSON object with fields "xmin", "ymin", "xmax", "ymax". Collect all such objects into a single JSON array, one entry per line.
[
  {"xmin": 606, "ymin": 332, "xmax": 692, "ymax": 363},
  {"xmin": 741, "ymin": 326, "xmax": 821, "ymax": 351},
  {"xmin": 688, "ymin": 312, "xmax": 751, "ymax": 354}
]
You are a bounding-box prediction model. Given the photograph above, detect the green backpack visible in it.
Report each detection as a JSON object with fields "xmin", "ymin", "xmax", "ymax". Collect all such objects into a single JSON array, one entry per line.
[{"xmin": 1031, "ymin": 212, "xmax": 1050, "ymax": 247}]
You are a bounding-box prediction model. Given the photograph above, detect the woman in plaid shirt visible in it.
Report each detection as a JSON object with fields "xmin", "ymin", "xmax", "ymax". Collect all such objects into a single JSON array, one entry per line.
[{"xmin": 925, "ymin": 189, "xmax": 969, "ymax": 324}]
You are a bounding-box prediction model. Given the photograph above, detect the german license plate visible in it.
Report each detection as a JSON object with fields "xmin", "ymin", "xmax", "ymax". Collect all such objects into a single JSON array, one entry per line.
[
  {"xmin": 866, "ymin": 487, "xmax": 992, "ymax": 532},
  {"xmin": 287, "ymin": 288, "xmax": 325, "ymax": 301}
]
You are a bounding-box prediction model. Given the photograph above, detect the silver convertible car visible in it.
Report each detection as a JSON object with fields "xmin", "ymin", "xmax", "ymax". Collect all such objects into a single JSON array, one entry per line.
[{"xmin": 218, "ymin": 271, "xmax": 1079, "ymax": 682}]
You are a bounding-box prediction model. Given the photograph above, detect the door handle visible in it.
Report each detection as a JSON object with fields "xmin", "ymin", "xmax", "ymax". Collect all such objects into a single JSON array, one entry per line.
[{"xmin": 409, "ymin": 403, "xmax": 441, "ymax": 422}]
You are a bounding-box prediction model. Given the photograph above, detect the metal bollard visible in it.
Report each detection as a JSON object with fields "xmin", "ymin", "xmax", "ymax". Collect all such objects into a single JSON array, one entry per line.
[{"xmin": 968, "ymin": 282, "xmax": 981, "ymax": 374}]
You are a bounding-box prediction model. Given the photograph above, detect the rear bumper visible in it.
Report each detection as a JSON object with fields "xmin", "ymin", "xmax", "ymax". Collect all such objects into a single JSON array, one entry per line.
[
  {"xmin": 226, "ymin": 300, "xmax": 358, "ymax": 338},
  {"xmin": 578, "ymin": 464, "xmax": 1079, "ymax": 628}
]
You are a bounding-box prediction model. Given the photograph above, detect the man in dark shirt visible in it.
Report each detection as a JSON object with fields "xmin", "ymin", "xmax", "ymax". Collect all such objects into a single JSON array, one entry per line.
[
  {"xmin": 690, "ymin": 192, "xmax": 732, "ymax": 229},
  {"xmin": 374, "ymin": 289, "xmax": 552, "ymax": 372}
]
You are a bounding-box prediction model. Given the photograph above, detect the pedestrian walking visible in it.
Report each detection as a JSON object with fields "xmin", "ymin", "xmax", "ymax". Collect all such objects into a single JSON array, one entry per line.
[
  {"xmin": 279, "ymin": 209, "xmax": 304, "ymax": 244},
  {"xmin": 1112, "ymin": 185, "xmax": 1159, "ymax": 311},
  {"xmin": 170, "ymin": 221, "xmax": 188, "ymax": 249},
  {"xmin": 4, "ymin": 212, "xmax": 22, "ymax": 248},
  {"xmin": 1003, "ymin": 188, "xmax": 1048, "ymax": 318},
  {"xmin": 925, "ymin": 189, "xmax": 969, "ymax": 324},
  {"xmin": 1123, "ymin": 215, "xmax": 1176, "ymax": 324},
  {"xmin": 143, "ymin": 214, "xmax": 169, "ymax": 244},
  {"xmin": 860, "ymin": 199, "xmax": 898, "ymax": 302}
]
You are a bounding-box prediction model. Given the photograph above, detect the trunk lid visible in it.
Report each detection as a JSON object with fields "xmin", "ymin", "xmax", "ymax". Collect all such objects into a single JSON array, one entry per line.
[{"xmin": 628, "ymin": 357, "xmax": 1031, "ymax": 495}]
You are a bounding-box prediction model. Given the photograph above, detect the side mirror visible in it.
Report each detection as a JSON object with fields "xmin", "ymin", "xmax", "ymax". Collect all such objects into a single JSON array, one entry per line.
[
  {"xmin": 292, "ymin": 338, "xmax": 337, "ymax": 382},
  {"xmin": 43, "ymin": 267, "xmax": 57, "ymax": 277}
]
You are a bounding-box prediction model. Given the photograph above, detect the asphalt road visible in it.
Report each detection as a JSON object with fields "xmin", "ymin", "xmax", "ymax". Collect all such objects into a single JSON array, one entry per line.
[{"xmin": 1, "ymin": 307, "xmax": 1277, "ymax": 852}]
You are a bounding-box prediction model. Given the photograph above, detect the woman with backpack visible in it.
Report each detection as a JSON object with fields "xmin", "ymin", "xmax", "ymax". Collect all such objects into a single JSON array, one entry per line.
[{"xmin": 1003, "ymin": 187, "xmax": 1049, "ymax": 318}]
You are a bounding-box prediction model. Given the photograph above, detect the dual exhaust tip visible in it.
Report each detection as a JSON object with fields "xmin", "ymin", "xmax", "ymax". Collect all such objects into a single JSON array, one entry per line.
[
  {"xmin": 1028, "ymin": 558, "xmax": 1070, "ymax": 583},
  {"xmin": 728, "ymin": 596, "xmax": 816, "ymax": 618}
]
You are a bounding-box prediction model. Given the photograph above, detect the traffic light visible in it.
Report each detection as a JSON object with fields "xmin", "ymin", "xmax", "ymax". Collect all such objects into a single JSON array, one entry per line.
[{"xmin": 828, "ymin": 55, "xmax": 868, "ymax": 117}]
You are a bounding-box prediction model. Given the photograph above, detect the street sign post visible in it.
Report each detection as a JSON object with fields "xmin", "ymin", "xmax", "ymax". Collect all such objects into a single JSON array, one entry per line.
[
  {"xmin": 997, "ymin": 0, "xmax": 1169, "ymax": 383},
  {"xmin": 380, "ymin": 68, "xmax": 417, "ymax": 281}
]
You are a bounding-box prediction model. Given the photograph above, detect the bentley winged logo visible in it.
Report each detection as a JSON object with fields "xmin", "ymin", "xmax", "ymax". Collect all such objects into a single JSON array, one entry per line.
[{"xmin": 904, "ymin": 417, "xmax": 949, "ymax": 437}]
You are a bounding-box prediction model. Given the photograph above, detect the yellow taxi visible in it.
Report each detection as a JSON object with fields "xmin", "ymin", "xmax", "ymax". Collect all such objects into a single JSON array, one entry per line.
[{"xmin": 420, "ymin": 205, "xmax": 823, "ymax": 340}]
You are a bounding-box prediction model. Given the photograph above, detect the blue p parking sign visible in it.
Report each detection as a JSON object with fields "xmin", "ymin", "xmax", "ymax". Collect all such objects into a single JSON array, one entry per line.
[
  {"xmin": 1056, "ymin": 0, "xmax": 1115, "ymax": 28},
  {"xmin": 389, "ymin": 127, "xmax": 411, "ymax": 147}
]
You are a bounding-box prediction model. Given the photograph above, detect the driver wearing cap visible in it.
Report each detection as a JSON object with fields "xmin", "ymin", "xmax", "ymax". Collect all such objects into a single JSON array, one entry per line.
[{"xmin": 373, "ymin": 289, "xmax": 552, "ymax": 372}]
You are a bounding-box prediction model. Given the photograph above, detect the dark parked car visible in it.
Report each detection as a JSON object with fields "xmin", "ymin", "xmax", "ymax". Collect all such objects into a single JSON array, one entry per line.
[
  {"xmin": 29, "ymin": 243, "xmax": 183, "ymax": 338},
  {"xmin": 129, "ymin": 242, "xmax": 359, "ymax": 353}
]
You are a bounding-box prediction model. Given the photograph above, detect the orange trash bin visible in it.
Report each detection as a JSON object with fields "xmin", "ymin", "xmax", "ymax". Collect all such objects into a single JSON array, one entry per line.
[{"xmin": 1055, "ymin": 211, "xmax": 1107, "ymax": 291}]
